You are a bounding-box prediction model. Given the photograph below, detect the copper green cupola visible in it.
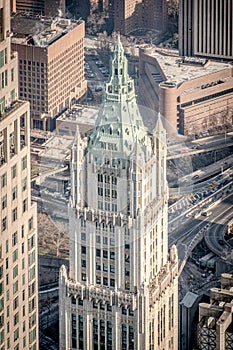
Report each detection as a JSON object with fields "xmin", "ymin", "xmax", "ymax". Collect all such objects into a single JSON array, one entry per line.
[{"xmin": 104, "ymin": 34, "xmax": 136, "ymax": 103}]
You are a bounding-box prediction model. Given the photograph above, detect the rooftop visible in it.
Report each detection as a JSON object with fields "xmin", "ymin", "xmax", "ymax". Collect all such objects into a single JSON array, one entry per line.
[
  {"xmin": 11, "ymin": 14, "xmax": 82, "ymax": 47},
  {"xmin": 57, "ymin": 105, "xmax": 99, "ymax": 127},
  {"xmin": 141, "ymin": 46, "xmax": 232, "ymax": 86}
]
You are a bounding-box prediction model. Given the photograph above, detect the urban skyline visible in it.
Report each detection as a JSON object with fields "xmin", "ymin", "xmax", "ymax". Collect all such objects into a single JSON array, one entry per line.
[{"xmin": 0, "ymin": 1, "xmax": 233, "ymax": 349}]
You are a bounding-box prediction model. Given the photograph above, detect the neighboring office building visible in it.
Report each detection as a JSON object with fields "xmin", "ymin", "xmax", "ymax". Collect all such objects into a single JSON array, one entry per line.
[
  {"xmin": 197, "ymin": 273, "xmax": 233, "ymax": 349},
  {"xmin": 111, "ymin": 0, "xmax": 143, "ymax": 35},
  {"xmin": 11, "ymin": 14, "xmax": 87, "ymax": 131},
  {"xmin": 179, "ymin": 0, "xmax": 233, "ymax": 60},
  {"xmin": 139, "ymin": 45, "xmax": 233, "ymax": 136},
  {"xmin": 0, "ymin": 1, "xmax": 38, "ymax": 349},
  {"xmin": 110, "ymin": 0, "xmax": 168, "ymax": 35},
  {"xmin": 11, "ymin": 0, "xmax": 66, "ymax": 17},
  {"xmin": 59, "ymin": 36, "xmax": 179, "ymax": 350}
]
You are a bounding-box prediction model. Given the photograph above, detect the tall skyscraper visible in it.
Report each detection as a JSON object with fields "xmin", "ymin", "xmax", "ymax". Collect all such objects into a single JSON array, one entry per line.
[
  {"xmin": 59, "ymin": 37, "xmax": 178, "ymax": 349},
  {"xmin": 179, "ymin": 0, "xmax": 233, "ymax": 60},
  {"xmin": 0, "ymin": 1, "xmax": 38, "ymax": 349}
]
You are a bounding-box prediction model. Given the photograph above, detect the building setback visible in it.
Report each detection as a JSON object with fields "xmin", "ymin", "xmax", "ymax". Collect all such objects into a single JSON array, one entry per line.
[
  {"xmin": 0, "ymin": 1, "xmax": 38, "ymax": 349},
  {"xmin": 59, "ymin": 36, "xmax": 178, "ymax": 350},
  {"xmin": 179, "ymin": 0, "xmax": 233, "ymax": 60},
  {"xmin": 11, "ymin": 14, "xmax": 87, "ymax": 131},
  {"xmin": 139, "ymin": 45, "xmax": 233, "ymax": 136}
]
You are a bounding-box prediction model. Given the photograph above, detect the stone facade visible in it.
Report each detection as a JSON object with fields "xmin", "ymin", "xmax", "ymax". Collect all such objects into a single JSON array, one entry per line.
[
  {"xmin": 59, "ymin": 37, "xmax": 178, "ymax": 349},
  {"xmin": 0, "ymin": 1, "xmax": 38, "ymax": 349}
]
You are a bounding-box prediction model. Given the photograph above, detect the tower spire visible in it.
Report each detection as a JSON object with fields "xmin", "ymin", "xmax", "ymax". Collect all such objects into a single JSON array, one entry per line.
[{"xmin": 103, "ymin": 35, "xmax": 135, "ymax": 103}]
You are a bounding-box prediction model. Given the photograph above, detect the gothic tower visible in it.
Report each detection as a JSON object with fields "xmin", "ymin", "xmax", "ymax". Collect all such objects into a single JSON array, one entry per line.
[{"xmin": 59, "ymin": 36, "xmax": 178, "ymax": 350}]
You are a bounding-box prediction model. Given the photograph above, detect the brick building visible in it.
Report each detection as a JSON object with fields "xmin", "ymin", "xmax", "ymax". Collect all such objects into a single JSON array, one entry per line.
[
  {"xmin": 139, "ymin": 45, "xmax": 233, "ymax": 136},
  {"xmin": 11, "ymin": 0, "xmax": 66, "ymax": 17},
  {"xmin": 11, "ymin": 14, "xmax": 87, "ymax": 130},
  {"xmin": 111, "ymin": 0, "xmax": 168, "ymax": 35}
]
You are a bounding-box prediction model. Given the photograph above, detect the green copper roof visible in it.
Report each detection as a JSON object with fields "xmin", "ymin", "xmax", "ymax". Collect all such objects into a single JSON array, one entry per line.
[{"xmin": 87, "ymin": 36, "xmax": 157, "ymax": 159}]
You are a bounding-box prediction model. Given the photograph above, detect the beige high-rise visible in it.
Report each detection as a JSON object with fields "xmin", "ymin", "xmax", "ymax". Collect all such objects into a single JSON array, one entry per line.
[
  {"xmin": 59, "ymin": 37, "xmax": 178, "ymax": 350},
  {"xmin": 11, "ymin": 14, "xmax": 86, "ymax": 131},
  {"xmin": 0, "ymin": 1, "xmax": 38, "ymax": 349}
]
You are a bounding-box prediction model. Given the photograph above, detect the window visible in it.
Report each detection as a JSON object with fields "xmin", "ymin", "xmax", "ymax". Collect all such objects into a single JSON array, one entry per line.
[
  {"xmin": 1, "ymin": 194, "xmax": 7, "ymax": 209},
  {"xmin": 29, "ymin": 217, "xmax": 33, "ymax": 231},
  {"xmin": 12, "ymin": 186, "xmax": 17, "ymax": 200},
  {"xmin": 110, "ymin": 278, "xmax": 115, "ymax": 287},
  {"xmin": 81, "ymin": 260, "xmax": 86, "ymax": 268},
  {"xmin": 96, "ymin": 235, "xmax": 101, "ymax": 244},
  {"xmin": 12, "ymin": 208, "xmax": 17, "ymax": 222},
  {"xmin": 13, "ymin": 265, "xmax": 18, "ymax": 279},
  {"xmin": 105, "ymin": 188, "xmax": 110, "ymax": 197},
  {"xmin": 21, "ymin": 225, "xmax": 24, "ymax": 238},
  {"xmin": 13, "ymin": 280, "xmax": 18, "ymax": 294},
  {"xmin": 81, "ymin": 232, "xmax": 86, "ymax": 241},
  {"xmin": 1, "ymin": 70, "xmax": 7, "ymax": 88},
  {"xmin": 81, "ymin": 246, "xmax": 86, "ymax": 255},
  {"xmin": 28, "ymin": 235, "xmax": 35, "ymax": 251},
  {"xmin": 96, "ymin": 262, "xmax": 101, "ymax": 270},
  {"xmin": 112, "ymin": 177, "xmax": 117, "ymax": 185},
  {"xmin": 12, "ymin": 249, "xmax": 18, "ymax": 263},
  {"xmin": 96, "ymin": 249, "xmax": 101, "ymax": 257},
  {"xmin": 14, "ymin": 328, "xmax": 19, "ymax": 341},
  {"xmin": 98, "ymin": 186, "xmax": 103, "ymax": 196},
  {"xmin": 103, "ymin": 277, "xmax": 108, "ymax": 285},
  {"xmin": 1, "ymin": 217, "xmax": 7, "ymax": 231},
  {"xmin": 10, "ymin": 89, "xmax": 15, "ymax": 103},
  {"xmin": 1, "ymin": 174, "xmax": 6, "ymax": 188},
  {"xmin": 22, "ymin": 177, "xmax": 27, "ymax": 191},
  {"xmin": 103, "ymin": 250, "xmax": 108, "ymax": 259},
  {"xmin": 22, "ymin": 156, "xmax": 27, "ymax": 170},
  {"xmin": 11, "ymin": 68, "xmax": 14, "ymax": 82},
  {"xmin": 11, "ymin": 165, "xmax": 16, "ymax": 179},
  {"xmin": 110, "ymin": 265, "xmax": 115, "ymax": 273},
  {"xmin": 23, "ymin": 199, "xmax": 27, "ymax": 213},
  {"xmin": 110, "ymin": 251, "xmax": 115, "ymax": 260},
  {"xmin": 112, "ymin": 190, "xmax": 117, "ymax": 199}
]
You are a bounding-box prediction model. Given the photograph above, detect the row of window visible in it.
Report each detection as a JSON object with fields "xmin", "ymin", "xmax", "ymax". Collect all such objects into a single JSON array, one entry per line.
[{"xmin": 97, "ymin": 174, "xmax": 117, "ymax": 185}]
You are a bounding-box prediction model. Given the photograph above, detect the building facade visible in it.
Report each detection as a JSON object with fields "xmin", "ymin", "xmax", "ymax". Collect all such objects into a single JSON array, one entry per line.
[
  {"xmin": 11, "ymin": 15, "xmax": 87, "ymax": 131},
  {"xmin": 0, "ymin": 1, "xmax": 38, "ymax": 349},
  {"xmin": 197, "ymin": 273, "xmax": 233, "ymax": 349},
  {"xmin": 179, "ymin": 0, "xmax": 233, "ymax": 60},
  {"xmin": 59, "ymin": 37, "xmax": 178, "ymax": 350},
  {"xmin": 139, "ymin": 45, "xmax": 233, "ymax": 136},
  {"xmin": 110, "ymin": 0, "xmax": 168, "ymax": 35}
]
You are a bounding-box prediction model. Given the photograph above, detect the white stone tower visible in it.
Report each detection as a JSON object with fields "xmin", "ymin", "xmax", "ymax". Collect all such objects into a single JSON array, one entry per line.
[{"xmin": 59, "ymin": 36, "xmax": 178, "ymax": 350}]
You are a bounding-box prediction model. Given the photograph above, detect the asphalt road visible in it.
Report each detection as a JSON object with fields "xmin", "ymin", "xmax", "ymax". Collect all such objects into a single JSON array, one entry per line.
[{"xmin": 169, "ymin": 193, "xmax": 233, "ymax": 268}]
